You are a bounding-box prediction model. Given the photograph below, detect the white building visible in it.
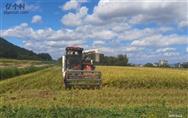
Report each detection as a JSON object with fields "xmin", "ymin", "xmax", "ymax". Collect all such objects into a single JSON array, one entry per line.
[{"xmin": 159, "ymin": 60, "xmax": 168, "ymax": 66}]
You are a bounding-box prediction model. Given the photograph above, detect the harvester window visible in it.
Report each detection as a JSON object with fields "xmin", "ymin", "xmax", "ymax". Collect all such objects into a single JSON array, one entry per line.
[
  {"xmin": 74, "ymin": 51, "xmax": 78, "ymax": 55},
  {"xmin": 67, "ymin": 51, "xmax": 74, "ymax": 55},
  {"xmin": 67, "ymin": 51, "xmax": 80, "ymax": 55},
  {"xmin": 67, "ymin": 51, "xmax": 71, "ymax": 55}
]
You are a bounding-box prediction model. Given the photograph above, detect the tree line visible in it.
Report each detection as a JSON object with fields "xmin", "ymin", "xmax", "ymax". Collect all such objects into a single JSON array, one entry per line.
[
  {"xmin": 143, "ymin": 62, "xmax": 188, "ymax": 68},
  {"xmin": 96, "ymin": 54, "xmax": 129, "ymax": 66}
]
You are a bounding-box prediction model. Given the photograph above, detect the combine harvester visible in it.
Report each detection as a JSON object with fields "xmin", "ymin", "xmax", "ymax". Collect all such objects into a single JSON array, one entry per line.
[{"xmin": 62, "ymin": 47, "xmax": 102, "ymax": 89}]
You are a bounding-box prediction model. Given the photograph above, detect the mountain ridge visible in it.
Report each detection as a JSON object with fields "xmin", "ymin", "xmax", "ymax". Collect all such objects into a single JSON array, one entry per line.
[{"xmin": 0, "ymin": 37, "xmax": 52, "ymax": 60}]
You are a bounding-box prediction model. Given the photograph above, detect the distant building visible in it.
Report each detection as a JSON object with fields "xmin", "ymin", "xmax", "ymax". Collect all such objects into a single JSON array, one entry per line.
[
  {"xmin": 95, "ymin": 53, "xmax": 104, "ymax": 62},
  {"xmin": 159, "ymin": 60, "xmax": 168, "ymax": 66},
  {"xmin": 178, "ymin": 63, "xmax": 182, "ymax": 68},
  {"xmin": 136, "ymin": 64, "xmax": 143, "ymax": 67},
  {"xmin": 86, "ymin": 53, "xmax": 104, "ymax": 62}
]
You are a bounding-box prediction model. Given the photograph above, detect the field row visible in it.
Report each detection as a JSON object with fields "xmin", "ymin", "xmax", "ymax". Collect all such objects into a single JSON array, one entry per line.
[
  {"xmin": 0, "ymin": 66, "xmax": 187, "ymax": 92},
  {"xmin": 0, "ymin": 59, "xmax": 53, "ymax": 68},
  {"xmin": 0, "ymin": 66, "xmax": 187, "ymax": 109},
  {"xmin": 0, "ymin": 66, "xmax": 48, "ymax": 80},
  {"xmin": 98, "ymin": 66, "xmax": 188, "ymax": 89},
  {"xmin": 0, "ymin": 88, "xmax": 187, "ymax": 109},
  {"xmin": 0, "ymin": 106, "xmax": 187, "ymax": 118}
]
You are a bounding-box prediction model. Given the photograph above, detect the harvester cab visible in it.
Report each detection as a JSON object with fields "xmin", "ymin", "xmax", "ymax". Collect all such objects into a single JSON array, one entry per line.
[{"xmin": 62, "ymin": 47, "xmax": 102, "ymax": 89}]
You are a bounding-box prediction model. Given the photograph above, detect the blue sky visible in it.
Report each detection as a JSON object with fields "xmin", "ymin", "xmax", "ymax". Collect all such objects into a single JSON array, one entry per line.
[{"xmin": 0, "ymin": 0, "xmax": 188, "ymax": 64}]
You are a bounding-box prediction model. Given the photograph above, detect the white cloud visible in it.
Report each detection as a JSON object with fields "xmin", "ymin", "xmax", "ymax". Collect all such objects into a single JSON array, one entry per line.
[
  {"xmin": 118, "ymin": 28, "xmax": 155, "ymax": 40},
  {"xmin": 1, "ymin": 23, "xmax": 88, "ymax": 58},
  {"xmin": 89, "ymin": 0, "xmax": 187, "ymax": 25},
  {"xmin": 62, "ymin": 0, "xmax": 79, "ymax": 10},
  {"xmin": 179, "ymin": 20, "xmax": 188, "ymax": 28},
  {"xmin": 131, "ymin": 34, "xmax": 188, "ymax": 47},
  {"xmin": 61, "ymin": 7, "xmax": 88, "ymax": 26},
  {"xmin": 88, "ymin": 29, "xmax": 116, "ymax": 40},
  {"xmin": 2, "ymin": 21, "xmax": 187, "ymax": 61},
  {"xmin": 163, "ymin": 52, "xmax": 179, "ymax": 56},
  {"xmin": 123, "ymin": 46, "xmax": 144, "ymax": 52},
  {"xmin": 32, "ymin": 15, "xmax": 42, "ymax": 23},
  {"xmin": 2, "ymin": 23, "xmax": 34, "ymax": 39},
  {"xmin": 93, "ymin": 40, "xmax": 105, "ymax": 46},
  {"xmin": 156, "ymin": 48, "xmax": 176, "ymax": 53},
  {"xmin": 61, "ymin": 13, "xmax": 82, "ymax": 26},
  {"xmin": 1, "ymin": 0, "xmax": 188, "ymax": 63},
  {"xmin": 79, "ymin": 7, "xmax": 88, "ymax": 17},
  {"xmin": 1, "ymin": 23, "xmax": 86, "ymax": 43}
]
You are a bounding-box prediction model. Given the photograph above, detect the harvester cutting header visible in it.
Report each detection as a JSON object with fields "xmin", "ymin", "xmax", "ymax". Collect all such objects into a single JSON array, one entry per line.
[{"xmin": 62, "ymin": 47, "xmax": 102, "ymax": 89}]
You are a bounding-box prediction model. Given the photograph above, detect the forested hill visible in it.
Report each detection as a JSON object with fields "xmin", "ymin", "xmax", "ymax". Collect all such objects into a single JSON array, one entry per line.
[{"xmin": 0, "ymin": 37, "xmax": 52, "ymax": 60}]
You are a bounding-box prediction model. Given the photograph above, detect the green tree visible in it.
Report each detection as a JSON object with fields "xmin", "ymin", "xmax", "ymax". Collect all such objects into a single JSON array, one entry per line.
[{"xmin": 144, "ymin": 63, "xmax": 154, "ymax": 67}]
